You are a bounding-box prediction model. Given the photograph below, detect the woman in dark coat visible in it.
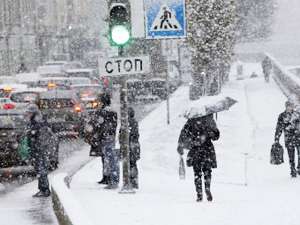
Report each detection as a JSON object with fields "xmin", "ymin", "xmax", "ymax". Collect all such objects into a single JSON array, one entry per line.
[{"xmin": 177, "ymin": 114, "xmax": 220, "ymax": 202}]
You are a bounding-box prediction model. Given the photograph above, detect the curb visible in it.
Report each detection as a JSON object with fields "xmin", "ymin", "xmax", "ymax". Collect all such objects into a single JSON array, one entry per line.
[{"xmin": 51, "ymin": 173, "xmax": 94, "ymax": 225}]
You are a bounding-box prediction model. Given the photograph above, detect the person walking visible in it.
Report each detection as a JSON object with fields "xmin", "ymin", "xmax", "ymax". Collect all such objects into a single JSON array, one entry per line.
[
  {"xmin": 119, "ymin": 107, "xmax": 140, "ymax": 189},
  {"xmin": 93, "ymin": 93, "xmax": 119, "ymax": 189},
  {"xmin": 177, "ymin": 114, "xmax": 220, "ymax": 202},
  {"xmin": 26, "ymin": 105, "xmax": 53, "ymax": 197},
  {"xmin": 274, "ymin": 100, "xmax": 300, "ymax": 177},
  {"xmin": 261, "ymin": 56, "xmax": 272, "ymax": 82}
]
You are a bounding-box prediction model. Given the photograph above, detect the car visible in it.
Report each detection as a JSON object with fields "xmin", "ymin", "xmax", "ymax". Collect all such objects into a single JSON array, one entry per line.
[
  {"xmin": 65, "ymin": 69, "xmax": 100, "ymax": 84},
  {"xmin": 0, "ymin": 109, "xmax": 29, "ymax": 168},
  {"xmin": 36, "ymin": 77, "xmax": 71, "ymax": 90},
  {"xmin": 0, "ymin": 84, "xmax": 28, "ymax": 98},
  {"xmin": 16, "ymin": 73, "xmax": 41, "ymax": 88},
  {"xmin": 68, "ymin": 77, "xmax": 92, "ymax": 86},
  {"xmin": 36, "ymin": 65, "xmax": 65, "ymax": 77},
  {"xmin": 38, "ymin": 90, "xmax": 84, "ymax": 137},
  {"xmin": 9, "ymin": 88, "xmax": 46, "ymax": 111}
]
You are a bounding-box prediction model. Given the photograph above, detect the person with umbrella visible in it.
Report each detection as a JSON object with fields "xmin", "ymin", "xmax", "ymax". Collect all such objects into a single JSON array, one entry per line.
[{"xmin": 177, "ymin": 112, "xmax": 220, "ymax": 202}]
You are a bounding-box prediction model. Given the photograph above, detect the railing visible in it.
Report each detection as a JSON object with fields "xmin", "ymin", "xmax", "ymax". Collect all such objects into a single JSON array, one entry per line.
[{"xmin": 265, "ymin": 53, "xmax": 300, "ymax": 101}]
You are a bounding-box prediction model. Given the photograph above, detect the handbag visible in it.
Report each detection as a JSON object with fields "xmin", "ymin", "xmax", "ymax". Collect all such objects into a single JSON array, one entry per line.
[
  {"xmin": 179, "ymin": 156, "xmax": 186, "ymax": 179},
  {"xmin": 270, "ymin": 142, "xmax": 284, "ymax": 165}
]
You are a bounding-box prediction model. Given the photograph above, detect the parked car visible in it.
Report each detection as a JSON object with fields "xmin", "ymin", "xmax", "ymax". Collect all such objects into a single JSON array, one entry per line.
[
  {"xmin": 0, "ymin": 109, "xmax": 29, "ymax": 167},
  {"xmin": 9, "ymin": 88, "xmax": 46, "ymax": 111},
  {"xmin": 37, "ymin": 61, "xmax": 83, "ymax": 77},
  {"xmin": 38, "ymin": 90, "xmax": 83, "ymax": 137},
  {"xmin": 68, "ymin": 77, "xmax": 92, "ymax": 86}
]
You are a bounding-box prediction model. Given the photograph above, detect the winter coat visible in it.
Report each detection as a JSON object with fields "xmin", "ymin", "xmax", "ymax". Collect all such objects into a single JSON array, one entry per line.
[
  {"xmin": 87, "ymin": 106, "xmax": 118, "ymax": 157},
  {"xmin": 27, "ymin": 112, "xmax": 55, "ymax": 172},
  {"xmin": 275, "ymin": 111, "xmax": 298, "ymax": 147},
  {"xmin": 177, "ymin": 114, "xmax": 220, "ymax": 168},
  {"xmin": 119, "ymin": 111, "xmax": 140, "ymax": 162}
]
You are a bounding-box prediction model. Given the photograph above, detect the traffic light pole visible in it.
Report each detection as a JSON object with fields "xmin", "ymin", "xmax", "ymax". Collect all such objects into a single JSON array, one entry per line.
[{"xmin": 119, "ymin": 46, "xmax": 134, "ymax": 193}]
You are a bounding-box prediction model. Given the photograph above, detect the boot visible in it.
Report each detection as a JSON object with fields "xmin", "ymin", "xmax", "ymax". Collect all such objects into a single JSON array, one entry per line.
[
  {"xmin": 204, "ymin": 177, "xmax": 213, "ymax": 201},
  {"xmin": 104, "ymin": 183, "xmax": 118, "ymax": 190},
  {"xmin": 291, "ymin": 169, "xmax": 297, "ymax": 178},
  {"xmin": 205, "ymin": 189, "xmax": 213, "ymax": 202},
  {"xmin": 32, "ymin": 190, "xmax": 51, "ymax": 198},
  {"xmin": 98, "ymin": 175, "xmax": 110, "ymax": 184},
  {"xmin": 196, "ymin": 193, "xmax": 203, "ymax": 202}
]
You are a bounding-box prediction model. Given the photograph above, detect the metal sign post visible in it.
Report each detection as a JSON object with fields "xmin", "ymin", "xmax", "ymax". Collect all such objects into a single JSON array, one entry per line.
[{"xmin": 118, "ymin": 46, "xmax": 134, "ymax": 193}]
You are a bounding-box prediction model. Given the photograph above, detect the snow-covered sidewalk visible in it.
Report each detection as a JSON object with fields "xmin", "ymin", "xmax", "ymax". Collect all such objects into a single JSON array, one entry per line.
[{"xmin": 70, "ymin": 64, "xmax": 300, "ymax": 225}]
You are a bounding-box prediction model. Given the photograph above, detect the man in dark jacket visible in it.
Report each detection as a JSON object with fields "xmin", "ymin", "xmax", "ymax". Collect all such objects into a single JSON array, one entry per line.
[
  {"xmin": 119, "ymin": 107, "xmax": 140, "ymax": 189},
  {"xmin": 275, "ymin": 100, "xmax": 299, "ymax": 177},
  {"xmin": 93, "ymin": 93, "xmax": 119, "ymax": 189},
  {"xmin": 26, "ymin": 105, "xmax": 51, "ymax": 197},
  {"xmin": 177, "ymin": 114, "xmax": 220, "ymax": 202}
]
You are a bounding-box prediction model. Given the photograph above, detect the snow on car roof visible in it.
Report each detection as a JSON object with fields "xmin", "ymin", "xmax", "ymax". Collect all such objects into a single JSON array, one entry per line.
[
  {"xmin": 71, "ymin": 84, "xmax": 102, "ymax": 88},
  {"xmin": 11, "ymin": 87, "xmax": 46, "ymax": 94},
  {"xmin": 38, "ymin": 77, "xmax": 71, "ymax": 81},
  {"xmin": 0, "ymin": 84, "xmax": 28, "ymax": 90},
  {"xmin": 16, "ymin": 73, "xmax": 41, "ymax": 82},
  {"xmin": 36, "ymin": 65, "xmax": 63, "ymax": 74},
  {"xmin": 65, "ymin": 69, "xmax": 94, "ymax": 73},
  {"xmin": 39, "ymin": 90, "xmax": 77, "ymax": 99},
  {"xmin": 45, "ymin": 61, "xmax": 68, "ymax": 65}
]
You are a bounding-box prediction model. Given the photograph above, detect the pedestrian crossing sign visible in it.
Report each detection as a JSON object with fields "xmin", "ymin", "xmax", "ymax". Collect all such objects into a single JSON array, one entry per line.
[{"xmin": 145, "ymin": 0, "xmax": 186, "ymax": 39}]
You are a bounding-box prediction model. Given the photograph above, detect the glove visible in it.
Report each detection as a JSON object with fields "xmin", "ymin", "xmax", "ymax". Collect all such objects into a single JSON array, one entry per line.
[{"xmin": 177, "ymin": 146, "xmax": 184, "ymax": 155}]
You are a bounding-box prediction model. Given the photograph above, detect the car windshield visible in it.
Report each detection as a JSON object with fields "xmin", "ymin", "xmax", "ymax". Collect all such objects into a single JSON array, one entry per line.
[
  {"xmin": 39, "ymin": 99, "xmax": 74, "ymax": 109},
  {"xmin": 10, "ymin": 92, "xmax": 38, "ymax": 103},
  {"xmin": 0, "ymin": 114, "xmax": 27, "ymax": 128}
]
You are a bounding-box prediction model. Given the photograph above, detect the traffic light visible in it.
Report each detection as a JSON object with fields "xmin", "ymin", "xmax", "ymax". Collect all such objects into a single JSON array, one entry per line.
[{"xmin": 108, "ymin": 1, "xmax": 131, "ymax": 47}]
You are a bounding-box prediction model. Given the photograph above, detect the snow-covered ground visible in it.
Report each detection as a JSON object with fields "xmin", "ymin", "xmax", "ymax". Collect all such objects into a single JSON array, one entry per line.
[
  {"xmin": 70, "ymin": 64, "xmax": 300, "ymax": 225},
  {"xmin": 0, "ymin": 139, "xmax": 91, "ymax": 225}
]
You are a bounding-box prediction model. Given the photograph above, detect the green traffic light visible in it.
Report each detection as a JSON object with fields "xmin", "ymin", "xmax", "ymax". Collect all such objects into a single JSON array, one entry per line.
[{"xmin": 111, "ymin": 25, "xmax": 130, "ymax": 46}]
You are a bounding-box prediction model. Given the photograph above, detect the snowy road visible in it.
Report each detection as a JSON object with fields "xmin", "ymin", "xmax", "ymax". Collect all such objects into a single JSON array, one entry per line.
[
  {"xmin": 70, "ymin": 65, "xmax": 300, "ymax": 225},
  {"xmin": 0, "ymin": 139, "xmax": 91, "ymax": 225}
]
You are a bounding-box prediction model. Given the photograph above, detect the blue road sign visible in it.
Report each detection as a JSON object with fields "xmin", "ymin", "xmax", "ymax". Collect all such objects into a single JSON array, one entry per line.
[{"xmin": 145, "ymin": 0, "xmax": 186, "ymax": 39}]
